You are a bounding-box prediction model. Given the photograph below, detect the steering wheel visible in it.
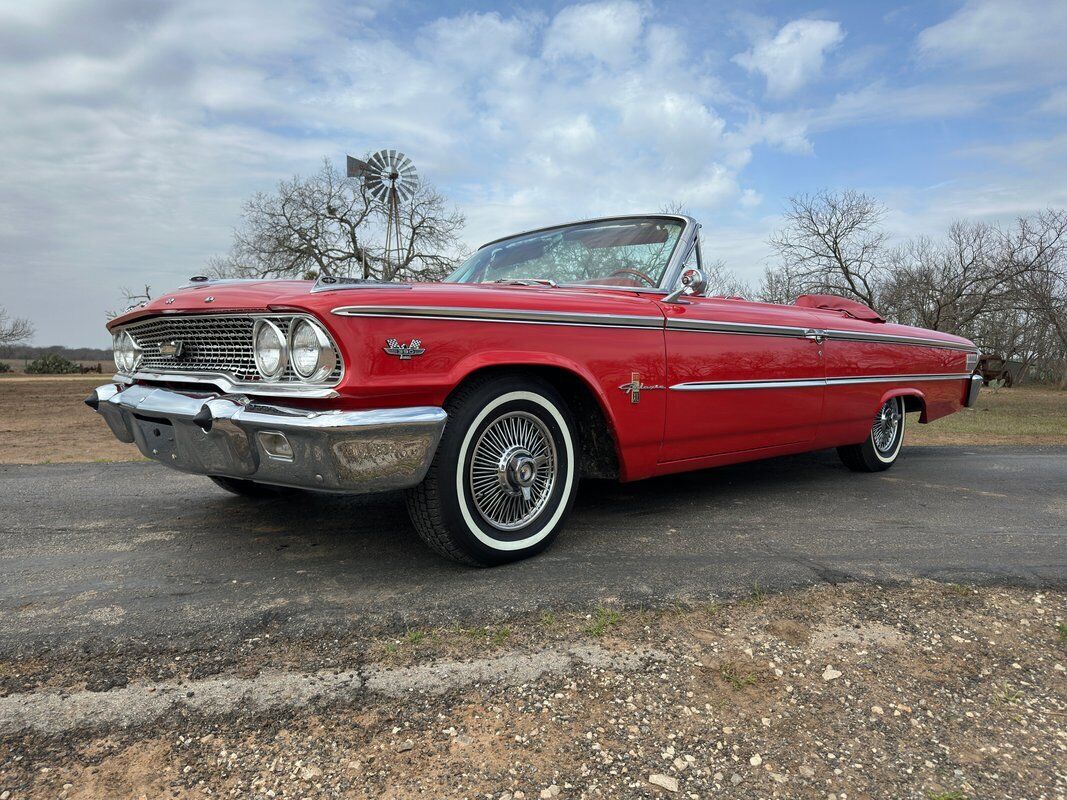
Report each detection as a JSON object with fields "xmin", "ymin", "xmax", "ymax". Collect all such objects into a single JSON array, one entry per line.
[{"xmin": 607, "ymin": 268, "xmax": 657, "ymax": 287}]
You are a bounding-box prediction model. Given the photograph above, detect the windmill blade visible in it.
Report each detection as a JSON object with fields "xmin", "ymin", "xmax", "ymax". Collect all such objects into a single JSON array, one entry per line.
[{"xmin": 367, "ymin": 150, "xmax": 389, "ymax": 175}]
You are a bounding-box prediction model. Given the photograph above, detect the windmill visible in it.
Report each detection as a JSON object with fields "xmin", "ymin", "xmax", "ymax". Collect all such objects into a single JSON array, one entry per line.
[{"xmin": 347, "ymin": 150, "xmax": 418, "ymax": 277}]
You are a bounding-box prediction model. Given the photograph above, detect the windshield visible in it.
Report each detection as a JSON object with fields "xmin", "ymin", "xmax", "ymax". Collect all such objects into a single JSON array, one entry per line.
[{"xmin": 445, "ymin": 217, "xmax": 684, "ymax": 289}]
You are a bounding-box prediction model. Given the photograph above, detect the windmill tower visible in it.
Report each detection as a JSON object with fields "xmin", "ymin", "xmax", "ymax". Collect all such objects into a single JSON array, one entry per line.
[{"xmin": 347, "ymin": 150, "xmax": 418, "ymax": 278}]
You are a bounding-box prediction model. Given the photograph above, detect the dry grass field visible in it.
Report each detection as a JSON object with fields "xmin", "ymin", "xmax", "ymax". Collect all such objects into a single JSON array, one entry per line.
[
  {"xmin": 0, "ymin": 377, "xmax": 1063, "ymax": 464},
  {"xmin": 906, "ymin": 385, "xmax": 1067, "ymax": 446}
]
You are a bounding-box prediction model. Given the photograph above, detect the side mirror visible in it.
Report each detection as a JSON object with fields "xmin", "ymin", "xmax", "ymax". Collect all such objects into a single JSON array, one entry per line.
[{"xmin": 664, "ymin": 268, "xmax": 708, "ymax": 304}]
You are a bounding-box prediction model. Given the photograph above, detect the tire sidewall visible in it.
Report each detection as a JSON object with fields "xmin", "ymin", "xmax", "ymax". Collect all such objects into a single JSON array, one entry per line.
[
  {"xmin": 437, "ymin": 380, "xmax": 577, "ymax": 564},
  {"xmin": 867, "ymin": 396, "xmax": 905, "ymax": 466}
]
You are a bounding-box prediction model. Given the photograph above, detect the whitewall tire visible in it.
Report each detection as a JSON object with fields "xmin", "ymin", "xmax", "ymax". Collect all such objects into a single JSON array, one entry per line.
[
  {"xmin": 837, "ymin": 396, "xmax": 906, "ymax": 472},
  {"xmin": 406, "ymin": 375, "xmax": 579, "ymax": 565}
]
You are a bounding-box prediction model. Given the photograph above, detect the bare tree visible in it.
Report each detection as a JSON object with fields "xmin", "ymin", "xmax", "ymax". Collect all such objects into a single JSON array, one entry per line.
[
  {"xmin": 703, "ymin": 258, "xmax": 751, "ymax": 297},
  {"xmin": 878, "ymin": 221, "xmax": 1027, "ymax": 335},
  {"xmin": 0, "ymin": 307, "xmax": 34, "ymax": 350},
  {"xmin": 757, "ymin": 263, "xmax": 804, "ymax": 305},
  {"xmin": 210, "ymin": 158, "xmax": 465, "ymax": 282},
  {"xmin": 106, "ymin": 285, "xmax": 152, "ymax": 320},
  {"xmin": 1009, "ymin": 209, "xmax": 1067, "ymax": 386},
  {"xmin": 768, "ymin": 190, "xmax": 888, "ymax": 308}
]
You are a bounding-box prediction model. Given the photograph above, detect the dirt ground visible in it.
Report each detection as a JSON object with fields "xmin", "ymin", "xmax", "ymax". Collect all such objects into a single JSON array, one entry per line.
[
  {"xmin": 0, "ymin": 377, "xmax": 141, "ymax": 464},
  {"xmin": 1, "ymin": 378, "xmax": 1064, "ymax": 465},
  {"xmin": 1, "ymin": 581, "xmax": 1063, "ymax": 799}
]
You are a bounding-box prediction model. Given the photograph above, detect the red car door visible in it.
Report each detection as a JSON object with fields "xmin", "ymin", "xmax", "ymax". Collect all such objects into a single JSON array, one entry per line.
[{"xmin": 657, "ymin": 297, "xmax": 826, "ymax": 462}]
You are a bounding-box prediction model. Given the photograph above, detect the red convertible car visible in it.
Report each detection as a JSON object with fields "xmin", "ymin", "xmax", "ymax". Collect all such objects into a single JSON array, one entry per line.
[{"xmin": 91, "ymin": 214, "xmax": 981, "ymax": 565}]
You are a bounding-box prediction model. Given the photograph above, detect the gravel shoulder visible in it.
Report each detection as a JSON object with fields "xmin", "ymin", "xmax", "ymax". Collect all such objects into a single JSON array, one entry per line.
[{"xmin": 1, "ymin": 581, "xmax": 1064, "ymax": 799}]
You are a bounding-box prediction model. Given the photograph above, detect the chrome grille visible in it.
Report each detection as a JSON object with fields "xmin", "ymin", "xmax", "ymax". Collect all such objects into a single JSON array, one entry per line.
[{"xmin": 122, "ymin": 314, "xmax": 342, "ymax": 385}]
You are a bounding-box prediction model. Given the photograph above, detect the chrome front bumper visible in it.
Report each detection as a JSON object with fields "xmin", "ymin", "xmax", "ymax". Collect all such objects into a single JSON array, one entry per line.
[
  {"xmin": 87, "ymin": 384, "xmax": 447, "ymax": 493},
  {"xmin": 964, "ymin": 373, "xmax": 982, "ymax": 407}
]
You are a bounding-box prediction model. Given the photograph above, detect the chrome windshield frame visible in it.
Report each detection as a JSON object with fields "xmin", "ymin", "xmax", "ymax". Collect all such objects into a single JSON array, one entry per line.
[{"xmin": 449, "ymin": 214, "xmax": 699, "ymax": 294}]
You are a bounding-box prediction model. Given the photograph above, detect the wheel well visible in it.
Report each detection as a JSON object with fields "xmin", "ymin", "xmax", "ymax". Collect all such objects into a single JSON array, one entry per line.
[
  {"xmin": 447, "ymin": 365, "xmax": 620, "ymax": 479},
  {"xmin": 898, "ymin": 393, "xmax": 928, "ymax": 423}
]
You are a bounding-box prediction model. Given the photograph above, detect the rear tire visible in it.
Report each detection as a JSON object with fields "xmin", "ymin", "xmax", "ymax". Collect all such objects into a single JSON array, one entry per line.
[
  {"xmin": 837, "ymin": 396, "xmax": 906, "ymax": 473},
  {"xmin": 209, "ymin": 476, "xmax": 301, "ymax": 498},
  {"xmin": 406, "ymin": 374, "xmax": 579, "ymax": 566}
]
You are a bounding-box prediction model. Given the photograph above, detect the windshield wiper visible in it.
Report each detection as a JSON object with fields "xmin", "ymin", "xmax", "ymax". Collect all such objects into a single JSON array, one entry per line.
[{"xmin": 492, "ymin": 278, "xmax": 558, "ymax": 287}]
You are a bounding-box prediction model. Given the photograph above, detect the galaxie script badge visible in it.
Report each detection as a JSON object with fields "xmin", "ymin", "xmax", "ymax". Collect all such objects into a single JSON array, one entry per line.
[{"xmin": 384, "ymin": 338, "xmax": 425, "ymax": 360}]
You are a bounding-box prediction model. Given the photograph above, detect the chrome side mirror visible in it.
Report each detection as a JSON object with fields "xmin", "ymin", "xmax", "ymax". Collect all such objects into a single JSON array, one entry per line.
[{"xmin": 664, "ymin": 268, "xmax": 708, "ymax": 304}]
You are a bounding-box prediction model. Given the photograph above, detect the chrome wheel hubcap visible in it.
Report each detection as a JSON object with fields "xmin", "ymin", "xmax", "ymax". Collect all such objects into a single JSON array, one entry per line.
[
  {"xmin": 469, "ymin": 411, "xmax": 557, "ymax": 532},
  {"xmin": 872, "ymin": 400, "xmax": 902, "ymax": 454}
]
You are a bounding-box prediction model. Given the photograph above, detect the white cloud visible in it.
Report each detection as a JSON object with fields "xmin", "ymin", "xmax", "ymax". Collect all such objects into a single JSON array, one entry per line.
[
  {"xmin": 0, "ymin": 0, "xmax": 769, "ymax": 345},
  {"xmin": 734, "ymin": 19, "xmax": 844, "ymax": 98},
  {"xmin": 917, "ymin": 0, "xmax": 1067, "ymax": 76},
  {"xmin": 543, "ymin": 1, "xmax": 645, "ymax": 67}
]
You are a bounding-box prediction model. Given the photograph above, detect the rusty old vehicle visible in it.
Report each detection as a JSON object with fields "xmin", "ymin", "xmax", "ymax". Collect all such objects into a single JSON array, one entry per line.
[{"xmin": 89, "ymin": 215, "xmax": 982, "ymax": 565}]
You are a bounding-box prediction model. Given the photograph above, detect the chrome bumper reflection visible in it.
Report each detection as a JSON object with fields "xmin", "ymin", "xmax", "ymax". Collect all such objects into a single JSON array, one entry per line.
[{"xmin": 86, "ymin": 384, "xmax": 447, "ymax": 493}]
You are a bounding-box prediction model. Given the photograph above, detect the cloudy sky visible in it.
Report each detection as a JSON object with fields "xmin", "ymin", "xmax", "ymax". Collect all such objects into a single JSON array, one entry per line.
[{"xmin": 1, "ymin": 0, "xmax": 1065, "ymax": 346}]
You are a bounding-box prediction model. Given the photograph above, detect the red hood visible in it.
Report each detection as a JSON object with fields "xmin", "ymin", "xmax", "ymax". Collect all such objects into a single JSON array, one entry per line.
[{"xmin": 106, "ymin": 280, "xmax": 667, "ymax": 329}]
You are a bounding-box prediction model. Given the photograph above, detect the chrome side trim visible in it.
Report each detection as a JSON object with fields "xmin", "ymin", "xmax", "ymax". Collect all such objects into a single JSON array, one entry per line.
[
  {"xmin": 825, "ymin": 373, "xmax": 972, "ymax": 385},
  {"xmin": 670, "ymin": 373, "xmax": 972, "ymax": 391},
  {"xmin": 665, "ymin": 317, "xmax": 977, "ymax": 351},
  {"xmin": 331, "ymin": 305, "xmax": 665, "ymax": 330},
  {"xmin": 113, "ymin": 372, "xmax": 341, "ymax": 399},
  {"xmin": 823, "ymin": 328, "xmax": 977, "ymax": 352},
  {"xmin": 666, "ymin": 318, "xmax": 809, "ymax": 338}
]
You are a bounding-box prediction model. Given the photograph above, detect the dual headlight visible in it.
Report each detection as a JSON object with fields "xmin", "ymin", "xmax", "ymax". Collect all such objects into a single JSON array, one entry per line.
[
  {"xmin": 112, "ymin": 330, "xmax": 141, "ymax": 373},
  {"xmin": 254, "ymin": 318, "xmax": 337, "ymax": 383}
]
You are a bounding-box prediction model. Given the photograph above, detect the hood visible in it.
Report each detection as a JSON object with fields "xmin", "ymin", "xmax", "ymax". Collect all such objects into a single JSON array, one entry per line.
[{"xmin": 107, "ymin": 280, "xmax": 666, "ymax": 329}]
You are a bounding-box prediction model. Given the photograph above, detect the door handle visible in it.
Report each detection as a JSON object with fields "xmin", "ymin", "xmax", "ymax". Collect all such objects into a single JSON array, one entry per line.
[{"xmin": 804, "ymin": 329, "xmax": 826, "ymax": 344}]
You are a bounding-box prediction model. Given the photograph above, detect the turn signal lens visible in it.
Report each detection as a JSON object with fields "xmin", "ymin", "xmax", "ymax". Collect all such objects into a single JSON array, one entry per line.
[
  {"xmin": 253, "ymin": 319, "xmax": 287, "ymax": 379},
  {"xmin": 288, "ymin": 318, "xmax": 336, "ymax": 382}
]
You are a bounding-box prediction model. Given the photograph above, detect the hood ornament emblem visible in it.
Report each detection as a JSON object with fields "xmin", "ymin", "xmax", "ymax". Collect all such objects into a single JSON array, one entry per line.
[
  {"xmin": 203, "ymin": 296, "xmax": 214, "ymax": 303},
  {"xmin": 619, "ymin": 372, "xmax": 664, "ymax": 404},
  {"xmin": 164, "ymin": 297, "xmax": 175, "ymax": 305},
  {"xmin": 384, "ymin": 338, "xmax": 425, "ymax": 360}
]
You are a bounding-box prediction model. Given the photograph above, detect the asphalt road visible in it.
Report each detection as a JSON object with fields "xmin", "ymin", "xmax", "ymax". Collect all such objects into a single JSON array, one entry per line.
[{"xmin": 2, "ymin": 446, "xmax": 1065, "ymax": 657}]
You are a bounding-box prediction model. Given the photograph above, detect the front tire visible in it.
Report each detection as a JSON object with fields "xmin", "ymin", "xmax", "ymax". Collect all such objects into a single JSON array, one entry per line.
[
  {"xmin": 837, "ymin": 396, "xmax": 906, "ymax": 472},
  {"xmin": 407, "ymin": 375, "xmax": 579, "ymax": 566}
]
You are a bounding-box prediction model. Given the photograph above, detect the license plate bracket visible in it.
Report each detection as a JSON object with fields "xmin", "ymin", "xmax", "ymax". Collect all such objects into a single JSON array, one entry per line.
[{"xmin": 134, "ymin": 416, "xmax": 177, "ymax": 460}]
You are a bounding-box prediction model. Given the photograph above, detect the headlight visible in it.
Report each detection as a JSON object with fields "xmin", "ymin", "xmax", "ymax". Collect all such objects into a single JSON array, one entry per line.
[
  {"xmin": 288, "ymin": 318, "xmax": 336, "ymax": 381},
  {"xmin": 112, "ymin": 330, "xmax": 140, "ymax": 373},
  {"xmin": 253, "ymin": 319, "xmax": 287, "ymax": 379}
]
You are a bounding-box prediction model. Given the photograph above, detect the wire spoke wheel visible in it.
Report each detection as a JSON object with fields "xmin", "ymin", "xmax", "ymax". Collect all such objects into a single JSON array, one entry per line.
[
  {"xmin": 871, "ymin": 399, "xmax": 902, "ymax": 455},
  {"xmin": 468, "ymin": 411, "xmax": 558, "ymax": 532}
]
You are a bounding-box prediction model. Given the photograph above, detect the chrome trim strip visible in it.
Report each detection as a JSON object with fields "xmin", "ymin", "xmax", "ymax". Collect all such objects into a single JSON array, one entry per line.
[
  {"xmin": 825, "ymin": 373, "xmax": 972, "ymax": 385},
  {"xmin": 823, "ymin": 328, "xmax": 977, "ymax": 352},
  {"xmin": 666, "ymin": 318, "xmax": 809, "ymax": 338},
  {"xmin": 113, "ymin": 372, "xmax": 340, "ymax": 399},
  {"xmin": 331, "ymin": 305, "xmax": 665, "ymax": 329},
  {"xmin": 665, "ymin": 317, "xmax": 977, "ymax": 351},
  {"xmin": 670, "ymin": 373, "xmax": 972, "ymax": 391}
]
